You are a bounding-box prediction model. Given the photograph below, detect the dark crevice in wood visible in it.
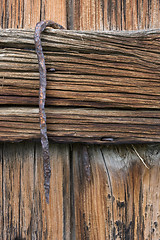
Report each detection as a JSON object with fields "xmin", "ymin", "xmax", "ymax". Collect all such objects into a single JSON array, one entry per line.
[
  {"xmin": 70, "ymin": 144, "xmax": 75, "ymax": 240},
  {"xmin": 100, "ymin": 148, "xmax": 115, "ymax": 239},
  {"xmin": 1, "ymin": 144, "xmax": 4, "ymax": 237},
  {"xmin": 66, "ymin": 0, "xmax": 74, "ymax": 30}
]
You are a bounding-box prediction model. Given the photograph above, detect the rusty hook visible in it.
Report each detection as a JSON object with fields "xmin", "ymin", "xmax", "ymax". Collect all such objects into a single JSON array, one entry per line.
[{"xmin": 34, "ymin": 20, "xmax": 65, "ymax": 204}]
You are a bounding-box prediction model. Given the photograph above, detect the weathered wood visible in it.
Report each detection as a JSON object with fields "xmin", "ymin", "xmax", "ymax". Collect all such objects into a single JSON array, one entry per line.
[
  {"xmin": 73, "ymin": 0, "xmax": 160, "ymax": 31},
  {"xmin": 71, "ymin": 2, "xmax": 160, "ymax": 240},
  {"xmin": 0, "ymin": 29, "xmax": 160, "ymax": 109},
  {"xmin": 0, "ymin": 142, "xmax": 70, "ymax": 239},
  {"xmin": 0, "ymin": 107, "xmax": 160, "ymax": 144},
  {"xmin": 72, "ymin": 144, "xmax": 160, "ymax": 239},
  {"xmin": 0, "ymin": 142, "xmax": 160, "ymax": 239},
  {"xmin": 0, "ymin": 144, "xmax": 3, "ymax": 238},
  {"xmin": 0, "ymin": 1, "xmax": 72, "ymax": 240},
  {"xmin": 1, "ymin": 0, "xmax": 160, "ymax": 31},
  {"xmin": 0, "ymin": 0, "xmax": 66, "ymax": 29},
  {"xmin": 1, "ymin": 0, "xmax": 160, "ymax": 239}
]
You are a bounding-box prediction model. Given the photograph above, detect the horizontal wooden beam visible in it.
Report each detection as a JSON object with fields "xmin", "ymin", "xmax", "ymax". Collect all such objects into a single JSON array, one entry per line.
[
  {"xmin": 0, "ymin": 29, "xmax": 160, "ymax": 109},
  {"xmin": 0, "ymin": 107, "xmax": 160, "ymax": 144},
  {"xmin": 0, "ymin": 29, "xmax": 160, "ymax": 143}
]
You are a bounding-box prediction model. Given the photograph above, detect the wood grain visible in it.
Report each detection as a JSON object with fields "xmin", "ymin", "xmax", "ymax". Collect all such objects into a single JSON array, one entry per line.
[
  {"xmin": 73, "ymin": 0, "xmax": 160, "ymax": 31},
  {"xmin": 0, "ymin": 142, "xmax": 160, "ymax": 239},
  {"xmin": 0, "ymin": 144, "xmax": 3, "ymax": 238},
  {"xmin": 0, "ymin": 1, "xmax": 72, "ymax": 240},
  {"xmin": 71, "ymin": 1, "xmax": 160, "ymax": 240},
  {"xmin": 0, "ymin": 29, "xmax": 160, "ymax": 109},
  {"xmin": 0, "ymin": 0, "xmax": 160, "ymax": 239},
  {"xmin": 72, "ymin": 144, "xmax": 160, "ymax": 239},
  {"xmin": 0, "ymin": 142, "xmax": 71, "ymax": 239},
  {"xmin": 0, "ymin": 0, "xmax": 66, "ymax": 29},
  {"xmin": 1, "ymin": 0, "xmax": 160, "ymax": 31},
  {"xmin": 0, "ymin": 107, "xmax": 160, "ymax": 144}
]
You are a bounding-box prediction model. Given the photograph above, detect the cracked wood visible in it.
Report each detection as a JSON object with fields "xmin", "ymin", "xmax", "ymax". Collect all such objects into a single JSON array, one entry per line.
[
  {"xmin": 0, "ymin": 107, "xmax": 160, "ymax": 144},
  {"xmin": 0, "ymin": 29, "xmax": 160, "ymax": 109}
]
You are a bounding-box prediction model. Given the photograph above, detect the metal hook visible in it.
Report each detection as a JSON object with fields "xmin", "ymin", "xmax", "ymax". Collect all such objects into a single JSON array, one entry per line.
[{"xmin": 34, "ymin": 20, "xmax": 65, "ymax": 204}]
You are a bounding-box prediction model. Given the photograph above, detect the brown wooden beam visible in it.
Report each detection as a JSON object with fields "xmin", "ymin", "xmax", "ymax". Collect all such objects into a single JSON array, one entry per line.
[
  {"xmin": 0, "ymin": 29, "xmax": 160, "ymax": 143},
  {"xmin": 0, "ymin": 29, "xmax": 160, "ymax": 109},
  {"xmin": 0, "ymin": 107, "xmax": 160, "ymax": 144}
]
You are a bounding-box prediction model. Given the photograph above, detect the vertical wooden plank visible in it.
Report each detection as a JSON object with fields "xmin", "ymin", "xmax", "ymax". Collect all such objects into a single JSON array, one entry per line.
[
  {"xmin": 72, "ymin": 144, "xmax": 159, "ymax": 239},
  {"xmin": 0, "ymin": 142, "xmax": 70, "ymax": 239},
  {"xmin": 101, "ymin": 144, "xmax": 160, "ymax": 239},
  {"xmin": 0, "ymin": 144, "xmax": 3, "ymax": 239},
  {"xmin": 21, "ymin": 142, "xmax": 67, "ymax": 239},
  {"xmin": 62, "ymin": 144, "xmax": 71, "ymax": 240},
  {"xmin": 103, "ymin": 0, "xmax": 160, "ymax": 30},
  {"xmin": 19, "ymin": 141, "xmax": 35, "ymax": 239},
  {"xmin": 143, "ymin": 166, "xmax": 160, "ymax": 239},
  {"xmin": 2, "ymin": 142, "xmax": 22, "ymax": 239},
  {"xmin": 101, "ymin": 145, "xmax": 139, "ymax": 239},
  {"xmin": 31, "ymin": 142, "xmax": 70, "ymax": 240},
  {"xmin": 72, "ymin": 145, "xmax": 113, "ymax": 239},
  {"xmin": 0, "ymin": 0, "xmax": 67, "ymax": 29},
  {"xmin": 142, "ymin": 144, "xmax": 160, "ymax": 239},
  {"xmin": 72, "ymin": 0, "xmax": 160, "ymax": 31},
  {"xmin": 73, "ymin": 0, "xmax": 104, "ymax": 30}
]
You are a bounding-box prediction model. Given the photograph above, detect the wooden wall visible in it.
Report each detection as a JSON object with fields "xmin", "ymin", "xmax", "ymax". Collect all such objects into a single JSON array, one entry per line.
[{"xmin": 0, "ymin": 0, "xmax": 160, "ymax": 239}]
